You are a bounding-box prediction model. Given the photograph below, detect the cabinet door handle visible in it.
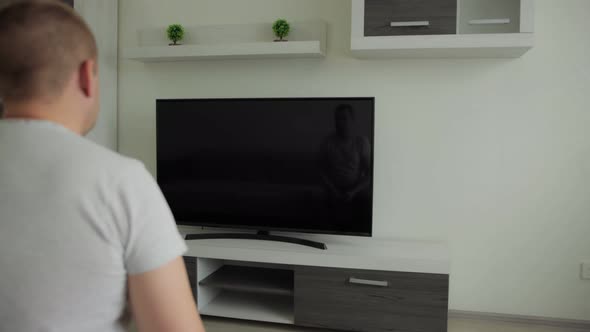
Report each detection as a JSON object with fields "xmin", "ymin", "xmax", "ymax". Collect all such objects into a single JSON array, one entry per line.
[
  {"xmin": 390, "ymin": 21, "xmax": 430, "ymax": 27},
  {"xmin": 469, "ymin": 18, "xmax": 511, "ymax": 25},
  {"xmin": 349, "ymin": 277, "xmax": 389, "ymax": 287}
]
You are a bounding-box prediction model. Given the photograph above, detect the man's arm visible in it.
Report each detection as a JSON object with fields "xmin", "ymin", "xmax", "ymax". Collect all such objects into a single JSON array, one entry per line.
[{"xmin": 129, "ymin": 257, "xmax": 206, "ymax": 332}]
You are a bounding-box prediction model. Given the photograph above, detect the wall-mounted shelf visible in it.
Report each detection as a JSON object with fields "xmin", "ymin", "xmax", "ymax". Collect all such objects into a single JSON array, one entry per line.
[
  {"xmin": 122, "ymin": 41, "xmax": 324, "ymax": 62},
  {"xmin": 122, "ymin": 22, "xmax": 326, "ymax": 62},
  {"xmin": 351, "ymin": 0, "xmax": 535, "ymax": 58}
]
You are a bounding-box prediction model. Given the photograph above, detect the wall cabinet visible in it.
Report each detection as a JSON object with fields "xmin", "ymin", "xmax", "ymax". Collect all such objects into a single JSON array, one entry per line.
[{"xmin": 352, "ymin": 0, "xmax": 535, "ymax": 58}]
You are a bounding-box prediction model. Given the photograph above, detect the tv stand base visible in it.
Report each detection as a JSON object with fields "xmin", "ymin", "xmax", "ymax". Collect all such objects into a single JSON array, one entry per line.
[{"xmin": 185, "ymin": 231, "xmax": 328, "ymax": 250}]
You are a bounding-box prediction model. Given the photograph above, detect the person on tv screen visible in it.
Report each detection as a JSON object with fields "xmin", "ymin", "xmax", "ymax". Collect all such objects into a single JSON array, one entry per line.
[
  {"xmin": 0, "ymin": 2, "xmax": 205, "ymax": 331},
  {"xmin": 320, "ymin": 104, "xmax": 372, "ymax": 206}
]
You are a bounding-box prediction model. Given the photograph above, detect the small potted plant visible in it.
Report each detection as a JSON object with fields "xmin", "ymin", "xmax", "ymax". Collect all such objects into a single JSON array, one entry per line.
[
  {"xmin": 167, "ymin": 24, "xmax": 185, "ymax": 46},
  {"xmin": 272, "ymin": 19, "xmax": 290, "ymax": 42}
]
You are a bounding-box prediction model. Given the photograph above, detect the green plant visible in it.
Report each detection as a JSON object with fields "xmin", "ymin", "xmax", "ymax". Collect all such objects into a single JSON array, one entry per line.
[
  {"xmin": 272, "ymin": 19, "xmax": 290, "ymax": 41},
  {"xmin": 166, "ymin": 24, "xmax": 185, "ymax": 45}
]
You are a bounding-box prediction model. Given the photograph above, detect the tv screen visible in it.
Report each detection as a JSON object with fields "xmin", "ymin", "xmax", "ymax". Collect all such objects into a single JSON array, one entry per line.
[{"xmin": 157, "ymin": 98, "xmax": 375, "ymax": 236}]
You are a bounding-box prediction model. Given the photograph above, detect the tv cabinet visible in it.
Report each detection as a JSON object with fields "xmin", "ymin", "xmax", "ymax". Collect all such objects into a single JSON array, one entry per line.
[{"xmin": 183, "ymin": 237, "xmax": 450, "ymax": 332}]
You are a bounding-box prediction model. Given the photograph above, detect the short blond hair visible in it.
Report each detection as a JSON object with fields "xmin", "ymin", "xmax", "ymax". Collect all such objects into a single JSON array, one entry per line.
[{"xmin": 0, "ymin": 0, "xmax": 97, "ymax": 102}]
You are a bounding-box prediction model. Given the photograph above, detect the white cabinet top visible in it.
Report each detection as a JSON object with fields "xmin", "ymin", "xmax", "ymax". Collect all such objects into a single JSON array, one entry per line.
[{"xmin": 184, "ymin": 236, "xmax": 450, "ymax": 274}]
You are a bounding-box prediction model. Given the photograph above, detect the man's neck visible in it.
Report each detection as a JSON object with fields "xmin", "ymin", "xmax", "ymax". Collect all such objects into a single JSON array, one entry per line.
[{"xmin": 3, "ymin": 101, "xmax": 84, "ymax": 135}]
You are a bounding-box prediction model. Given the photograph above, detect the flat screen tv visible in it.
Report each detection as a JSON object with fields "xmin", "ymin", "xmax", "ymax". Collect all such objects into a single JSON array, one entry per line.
[{"xmin": 157, "ymin": 98, "xmax": 375, "ymax": 242}]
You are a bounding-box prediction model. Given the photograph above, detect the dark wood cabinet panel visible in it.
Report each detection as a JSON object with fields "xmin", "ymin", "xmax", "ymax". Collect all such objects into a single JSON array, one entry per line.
[
  {"xmin": 294, "ymin": 266, "xmax": 449, "ymax": 332},
  {"xmin": 365, "ymin": 0, "xmax": 457, "ymax": 36}
]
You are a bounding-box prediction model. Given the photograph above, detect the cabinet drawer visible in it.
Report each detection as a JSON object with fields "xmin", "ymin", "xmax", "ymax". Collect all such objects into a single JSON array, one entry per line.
[
  {"xmin": 365, "ymin": 0, "xmax": 457, "ymax": 36},
  {"xmin": 294, "ymin": 266, "xmax": 448, "ymax": 332},
  {"xmin": 458, "ymin": 0, "xmax": 521, "ymax": 34}
]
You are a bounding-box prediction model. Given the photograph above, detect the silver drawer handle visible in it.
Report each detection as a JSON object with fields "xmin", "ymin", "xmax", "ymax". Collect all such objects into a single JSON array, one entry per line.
[
  {"xmin": 390, "ymin": 21, "xmax": 430, "ymax": 27},
  {"xmin": 349, "ymin": 277, "xmax": 389, "ymax": 287},
  {"xmin": 469, "ymin": 18, "xmax": 511, "ymax": 25}
]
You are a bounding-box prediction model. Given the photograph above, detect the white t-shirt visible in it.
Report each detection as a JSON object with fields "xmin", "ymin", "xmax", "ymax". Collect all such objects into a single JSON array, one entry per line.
[{"xmin": 0, "ymin": 119, "xmax": 187, "ymax": 332}]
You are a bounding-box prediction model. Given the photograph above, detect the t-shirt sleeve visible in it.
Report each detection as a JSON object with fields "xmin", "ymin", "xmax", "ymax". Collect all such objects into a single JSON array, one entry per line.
[{"xmin": 116, "ymin": 161, "xmax": 187, "ymax": 275}]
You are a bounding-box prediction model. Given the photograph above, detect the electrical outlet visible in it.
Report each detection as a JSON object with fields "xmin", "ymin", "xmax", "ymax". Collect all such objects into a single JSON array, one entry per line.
[{"xmin": 581, "ymin": 262, "xmax": 590, "ymax": 280}]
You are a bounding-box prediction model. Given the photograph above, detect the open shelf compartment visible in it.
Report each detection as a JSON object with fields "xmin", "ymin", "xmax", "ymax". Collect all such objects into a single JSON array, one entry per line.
[
  {"xmin": 196, "ymin": 260, "xmax": 295, "ymax": 325},
  {"xmin": 199, "ymin": 290, "xmax": 294, "ymax": 324},
  {"xmin": 199, "ymin": 265, "xmax": 294, "ymax": 296}
]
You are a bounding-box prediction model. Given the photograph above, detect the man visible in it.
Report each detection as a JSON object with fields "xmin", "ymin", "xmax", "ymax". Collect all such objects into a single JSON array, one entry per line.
[
  {"xmin": 320, "ymin": 104, "xmax": 372, "ymax": 203},
  {"xmin": 319, "ymin": 105, "xmax": 372, "ymax": 231},
  {"xmin": 0, "ymin": 1, "xmax": 205, "ymax": 331}
]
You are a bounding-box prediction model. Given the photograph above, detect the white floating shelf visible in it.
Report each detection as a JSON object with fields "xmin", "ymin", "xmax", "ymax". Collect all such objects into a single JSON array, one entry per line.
[
  {"xmin": 123, "ymin": 21, "xmax": 326, "ymax": 62},
  {"xmin": 123, "ymin": 41, "xmax": 324, "ymax": 62},
  {"xmin": 351, "ymin": 33, "xmax": 534, "ymax": 59}
]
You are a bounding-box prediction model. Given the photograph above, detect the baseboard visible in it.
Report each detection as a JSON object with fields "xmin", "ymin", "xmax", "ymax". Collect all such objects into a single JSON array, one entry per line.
[{"xmin": 449, "ymin": 310, "xmax": 590, "ymax": 330}]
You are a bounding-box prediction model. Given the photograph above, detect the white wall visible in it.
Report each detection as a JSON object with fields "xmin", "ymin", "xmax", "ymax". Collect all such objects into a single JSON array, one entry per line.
[
  {"xmin": 76, "ymin": 0, "xmax": 118, "ymax": 150},
  {"xmin": 118, "ymin": 0, "xmax": 590, "ymax": 321}
]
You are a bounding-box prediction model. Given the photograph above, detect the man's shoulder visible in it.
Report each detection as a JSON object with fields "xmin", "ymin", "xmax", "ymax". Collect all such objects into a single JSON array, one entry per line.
[{"xmin": 67, "ymin": 135, "xmax": 146, "ymax": 176}]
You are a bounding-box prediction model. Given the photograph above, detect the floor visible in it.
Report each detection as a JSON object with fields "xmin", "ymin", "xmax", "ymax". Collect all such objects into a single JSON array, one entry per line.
[{"xmin": 202, "ymin": 317, "xmax": 590, "ymax": 332}]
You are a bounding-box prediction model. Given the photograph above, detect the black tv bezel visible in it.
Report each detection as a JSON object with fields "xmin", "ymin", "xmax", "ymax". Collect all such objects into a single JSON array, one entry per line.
[{"xmin": 156, "ymin": 97, "xmax": 375, "ymax": 237}]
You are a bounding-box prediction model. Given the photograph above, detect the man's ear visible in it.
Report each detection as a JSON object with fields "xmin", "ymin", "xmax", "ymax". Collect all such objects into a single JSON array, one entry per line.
[{"xmin": 78, "ymin": 58, "xmax": 97, "ymax": 98}]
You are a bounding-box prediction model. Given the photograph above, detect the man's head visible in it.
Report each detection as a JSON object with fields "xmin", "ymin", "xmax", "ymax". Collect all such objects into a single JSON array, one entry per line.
[
  {"xmin": 334, "ymin": 104, "xmax": 355, "ymax": 138},
  {"xmin": 0, "ymin": 0, "xmax": 99, "ymax": 134}
]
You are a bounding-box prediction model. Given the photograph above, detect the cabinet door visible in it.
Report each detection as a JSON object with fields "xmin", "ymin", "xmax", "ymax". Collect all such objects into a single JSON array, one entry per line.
[
  {"xmin": 458, "ymin": 0, "xmax": 521, "ymax": 34},
  {"xmin": 365, "ymin": 0, "xmax": 457, "ymax": 36},
  {"xmin": 294, "ymin": 266, "xmax": 449, "ymax": 332}
]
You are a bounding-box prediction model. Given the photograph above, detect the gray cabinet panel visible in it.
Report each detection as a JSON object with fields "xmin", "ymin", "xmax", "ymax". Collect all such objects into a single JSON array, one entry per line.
[
  {"xmin": 365, "ymin": 0, "xmax": 457, "ymax": 36},
  {"xmin": 294, "ymin": 266, "xmax": 448, "ymax": 332},
  {"xmin": 458, "ymin": 0, "xmax": 521, "ymax": 34}
]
